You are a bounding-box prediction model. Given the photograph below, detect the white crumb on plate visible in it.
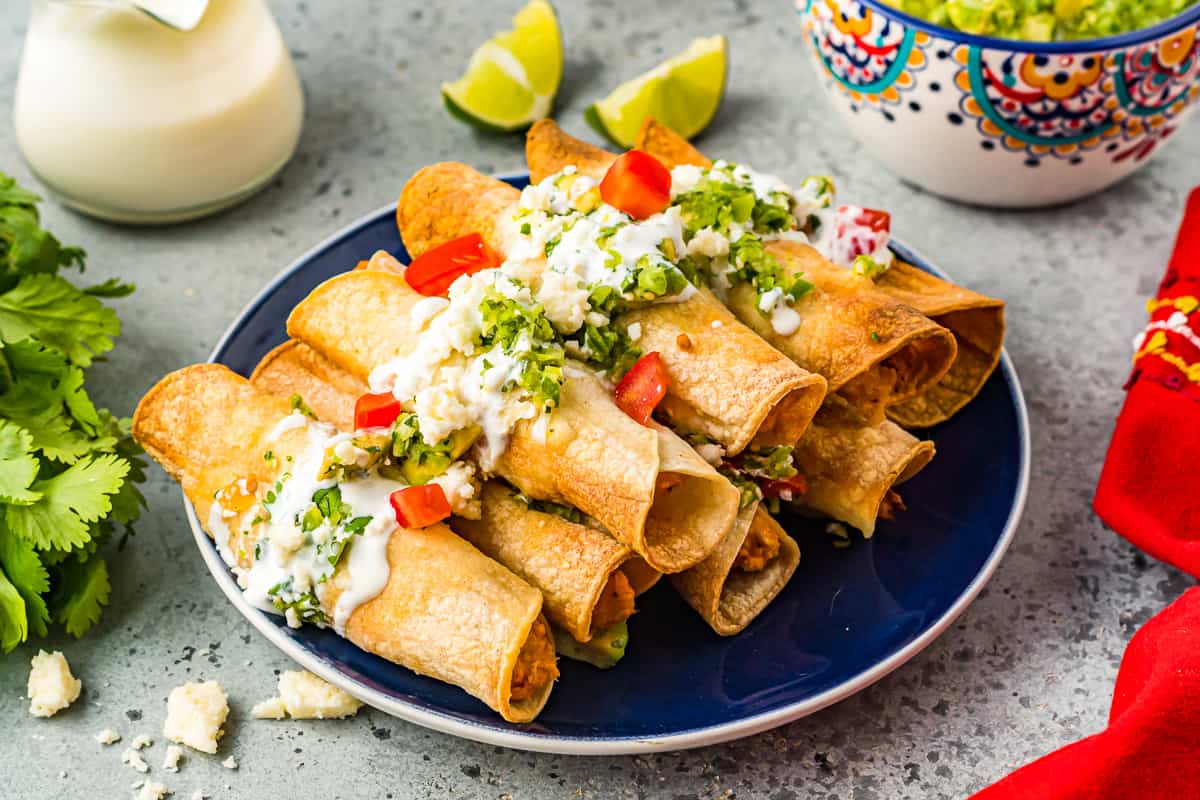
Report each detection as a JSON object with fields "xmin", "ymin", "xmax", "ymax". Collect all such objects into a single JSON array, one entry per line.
[
  {"xmin": 96, "ymin": 728, "xmax": 122, "ymax": 745},
  {"xmin": 162, "ymin": 744, "xmax": 184, "ymax": 772},
  {"xmin": 163, "ymin": 681, "xmax": 228, "ymax": 754},
  {"xmin": 222, "ymin": 755, "xmax": 238, "ymax": 770},
  {"xmin": 27, "ymin": 650, "xmax": 82, "ymax": 718},
  {"xmin": 131, "ymin": 734, "xmax": 153, "ymax": 750},
  {"xmin": 121, "ymin": 748, "xmax": 150, "ymax": 774},
  {"xmin": 136, "ymin": 781, "xmax": 171, "ymax": 800},
  {"xmin": 252, "ymin": 670, "xmax": 363, "ymax": 720}
]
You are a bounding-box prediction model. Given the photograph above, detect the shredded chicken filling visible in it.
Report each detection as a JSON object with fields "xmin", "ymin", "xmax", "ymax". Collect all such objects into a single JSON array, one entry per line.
[
  {"xmin": 509, "ymin": 617, "xmax": 558, "ymax": 703},
  {"xmin": 733, "ymin": 511, "xmax": 781, "ymax": 573},
  {"xmin": 589, "ymin": 569, "xmax": 636, "ymax": 635},
  {"xmin": 879, "ymin": 490, "xmax": 906, "ymax": 521},
  {"xmin": 654, "ymin": 472, "xmax": 684, "ymax": 495}
]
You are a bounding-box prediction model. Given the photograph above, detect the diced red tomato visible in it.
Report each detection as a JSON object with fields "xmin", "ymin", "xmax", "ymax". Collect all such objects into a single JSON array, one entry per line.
[
  {"xmin": 846, "ymin": 206, "xmax": 891, "ymax": 233},
  {"xmin": 354, "ymin": 392, "xmax": 403, "ymax": 430},
  {"xmin": 390, "ymin": 484, "xmax": 451, "ymax": 529},
  {"xmin": 833, "ymin": 205, "xmax": 892, "ymax": 261},
  {"xmin": 614, "ymin": 352, "xmax": 670, "ymax": 425},
  {"xmin": 599, "ymin": 150, "xmax": 672, "ymax": 220},
  {"xmin": 404, "ymin": 233, "xmax": 502, "ymax": 296},
  {"xmin": 758, "ymin": 473, "xmax": 809, "ymax": 500}
]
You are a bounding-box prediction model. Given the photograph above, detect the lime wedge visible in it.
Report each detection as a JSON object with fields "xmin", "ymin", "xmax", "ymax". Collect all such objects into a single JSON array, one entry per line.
[
  {"xmin": 585, "ymin": 35, "xmax": 727, "ymax": 149},
  {"xmin": 442, "ymin": 0, "xmax": 563, "ymax": 133}
]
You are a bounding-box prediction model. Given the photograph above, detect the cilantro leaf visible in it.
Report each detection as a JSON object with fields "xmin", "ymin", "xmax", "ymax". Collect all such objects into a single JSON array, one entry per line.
[
  {"xmin": 83, "ymin": 278, "xmax": 136, "ymax": 298},
  {"xmin": 0, "ymin": 530, "xmax": 50, "ymax": 639},
  {"xmin": 57, "ymin": 365, "xmax": 102, "ymax": 435},
  {"xmin": 0, "ymin": 274, "xmax": 121, "ymax": 367},
  {"xmin": 48, "ymin": 554, "xmax": 110, "ymax": 638},
  {"xmin": 5, "ymin": 454, "xmax": 130, "ymax": 550},
  {"xmin": 0, "ymin": 566, "xmax": 26, "ymax": 653},
  {"xmin": 0, "ymin": 174, "xmax": 85, "ymax": 293},
  {"xmin": 0, "ymin": 420, "xmax": 40, "ymax": 504}
]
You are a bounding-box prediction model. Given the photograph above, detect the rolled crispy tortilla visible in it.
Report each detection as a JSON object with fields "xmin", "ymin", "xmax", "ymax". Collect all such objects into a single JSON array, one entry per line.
[
  {"xmin": 286, "ymin": 269, "xmax": 739, "ymax": 573},
  {"xmin": 635, "ymin": 117, "xmax": 1005, "ymax": 427},
  {"xmin": 133, "ymin": 364, "xmax": 554, "ymax": 722},
  {"xmin": 251, "ymin": 340, "xmax": 656, "ymax": 642},
  {"xmin": 455, "ymin": 482, "xmax": 642, "ymax": 642},
  {"xmin": 670, "ymin": 503, "xmax": 800, "ymax": 636},
  {"xmin": 398, "ymin": 161, "xmax": 826, "ymax": 454},
  {"xmin": 528, "ymin": 120, "xmax": 956, "ymax": 425},
  {"xmin": 792, "ymin": 398, "xmax": 935, "ymax": 537},
  {"xmin": 871, "ymin": 264, "xmax": 1006, "ymax": 427},
  {"xmin": 752, "ymin": 240, "xmax": 958, "ymax": 423}
]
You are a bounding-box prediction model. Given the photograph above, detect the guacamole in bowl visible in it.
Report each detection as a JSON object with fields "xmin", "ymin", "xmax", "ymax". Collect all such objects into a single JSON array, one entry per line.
[{"xmin": 885, "ymin": 0, "xmax": 1199, "ymax": 41}]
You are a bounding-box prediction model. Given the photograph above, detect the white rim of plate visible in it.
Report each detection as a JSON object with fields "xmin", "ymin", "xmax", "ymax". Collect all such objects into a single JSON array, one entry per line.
[{"xmin": 189, "ymin": 193, "xmax": 1032, "ymax": 755}]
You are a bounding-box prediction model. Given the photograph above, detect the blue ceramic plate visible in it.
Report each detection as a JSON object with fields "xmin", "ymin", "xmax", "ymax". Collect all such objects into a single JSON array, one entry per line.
[{"xmin": 188, "ymin": 174, "xmax": 1029, "ymax": 754}]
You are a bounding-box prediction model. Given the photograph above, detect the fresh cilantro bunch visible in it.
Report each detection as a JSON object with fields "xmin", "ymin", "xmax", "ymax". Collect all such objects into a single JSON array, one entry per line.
[{"xmin": 0, "ymin": 172, "xmax": 146, "ymax": 654}]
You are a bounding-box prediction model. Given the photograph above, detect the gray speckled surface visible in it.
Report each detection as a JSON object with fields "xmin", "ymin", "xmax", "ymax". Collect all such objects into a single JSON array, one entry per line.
[{"xmin": 1, "ymin": 1, "xmax": 1198, "ymax": 798}]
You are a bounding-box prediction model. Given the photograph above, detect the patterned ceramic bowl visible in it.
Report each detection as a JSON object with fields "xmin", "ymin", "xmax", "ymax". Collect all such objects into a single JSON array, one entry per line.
[{"xmin": 798, "ymin": 0, "xmax": 1200, "ymax": 207}]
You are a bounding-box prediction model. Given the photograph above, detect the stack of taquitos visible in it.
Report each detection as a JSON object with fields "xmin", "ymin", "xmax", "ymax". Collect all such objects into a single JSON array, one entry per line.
[
  {"xmin": 251, "ymin": 340, "xmax": 659, "ymax": 643},
  {"xmin": 133, "ymin": 364, "xmax": 556, "ymax": 722},
  {"xmin": 285, "ymin": 268, "xmax": 740, "ymax": 575},
  {"xmin": 525, "ymin": 120, "xmax": 959, "ymax": 426},
  {"xmin": 633, "ymin": 118, "xmax": 1006, "ymax": 428},
  {"xmin": 356, "ymin": 255, "xmax": 803, "ymax": 636},
  {"xmin": 397, "ymin": 163, "xmax": 827, "ymax": 456},
  {"xmin": 521, "ymin": 121, "xmax": 944, "ymax": 535}
]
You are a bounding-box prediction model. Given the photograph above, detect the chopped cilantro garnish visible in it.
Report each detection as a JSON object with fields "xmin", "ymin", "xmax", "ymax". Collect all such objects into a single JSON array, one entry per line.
[
  {"xmin": 735, "ymin": 446, "xmax": 798, "ymax": 481},
  {"xmin": 852, "ymin": 254, "xmax": 888, "ymax": 280},
  {"xmin": 514, "ymin": 492, "xmax": 584, "ymax": 524},
  {"xmin": 267, "ymin": 578, "xmax": 327, "ymax": 626},
  {"xmin": 570, "ymin": 322, "xmax": 641, "ymax": 380},
  {"xmin": 386, "ymin": 413, "xmax": 480, "ymax": 484},
  {"xmin": 289, "ymin": 394, "xmax": 317, "ymax": 419},
  {"xmin": 717, "ymin": 466, "xmax": 762, "ymax": 511},
  {"xmin": 478, "ymin": 293, "xmax": 565, "ymax": 411}
]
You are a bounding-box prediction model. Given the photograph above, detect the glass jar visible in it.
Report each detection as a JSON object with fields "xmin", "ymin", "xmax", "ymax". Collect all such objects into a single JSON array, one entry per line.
[{"xmin": 14, "ymin": 0, "xmax": 304, "ymax": 224}]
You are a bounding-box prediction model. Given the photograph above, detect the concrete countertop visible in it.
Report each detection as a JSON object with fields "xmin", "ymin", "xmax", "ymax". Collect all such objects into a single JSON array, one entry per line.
[{"xmin": 1, "ymin": 1, "xmax": 1197, "ymax": 798}]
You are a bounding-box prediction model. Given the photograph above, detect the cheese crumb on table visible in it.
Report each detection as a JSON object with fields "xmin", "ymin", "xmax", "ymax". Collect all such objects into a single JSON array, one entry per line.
[
  {"xmin": 162, "ymin": 744, "xmax": 183, "ymax": 772},
  {"xmin": 222, "ymin": 755, "xmax": 238, "ymax": 770},
  {"xmin": 163, "ymin": 681, "xmax": 228, "ymax": 754},
  {"xmin": 27, "ymin": 650, "xmax": 82, "ymax": 718},
  {"xmin": 96, "ymin": 728, "xmax": 122, "ymax": 745},
  {"xmin": 136, "ymin": 781, "xmax": 170, "ymax": 800},
  {"xmin": 121, "ymin": 748, "xmax": 150, "ymax": 774},
  {"xmin": 251, "ymin": 670, "xmax": 362, "ymax": 720},
  {"xmin": 131, "ymin": 734, "xmax": 153, "ymax": 750}
]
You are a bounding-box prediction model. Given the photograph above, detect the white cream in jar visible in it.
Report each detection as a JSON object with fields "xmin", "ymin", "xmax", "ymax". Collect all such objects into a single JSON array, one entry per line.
[{"xmin": 14, "ymin": 0, "xmax": 303, "ymax": 223}]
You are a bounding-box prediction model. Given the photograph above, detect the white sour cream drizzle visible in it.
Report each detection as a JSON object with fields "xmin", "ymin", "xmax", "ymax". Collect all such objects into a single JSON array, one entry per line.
[
  {"xmin": 368, "ymin": 168, "xmax": 696, "ymax": 476},
  {"xmin": 209, "ymin": 415, "xmax": 458, "ymax": 635}
]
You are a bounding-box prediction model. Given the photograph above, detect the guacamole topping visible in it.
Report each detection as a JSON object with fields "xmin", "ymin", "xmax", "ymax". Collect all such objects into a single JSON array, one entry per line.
[{"xmin": 886, "ymin": 0, "xmax": 1197, "ymax": 42}]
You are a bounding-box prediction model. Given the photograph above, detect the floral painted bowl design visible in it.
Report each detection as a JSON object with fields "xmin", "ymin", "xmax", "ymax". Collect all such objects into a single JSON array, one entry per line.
[{"xmin": 797, "ymin": 0, "xmax": 1200, "ymax": 207}]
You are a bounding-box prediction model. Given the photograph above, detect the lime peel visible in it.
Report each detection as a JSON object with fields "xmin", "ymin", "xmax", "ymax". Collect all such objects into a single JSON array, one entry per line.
[
  {"xmin": 585, "ymin": 35, "xmax": 728, "ymax": 149},
  {"xmin": 441, "ymin": 0, "xmax": 563, "ymax": 133}
]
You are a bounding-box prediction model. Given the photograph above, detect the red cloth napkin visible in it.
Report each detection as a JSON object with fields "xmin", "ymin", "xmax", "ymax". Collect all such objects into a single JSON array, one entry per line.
[
  {"xmin": 969, "ymin": 587, "xmax": 1200, "ymax": 800},
  {"xmin": 1095, "ymin": 187, "xmax": 1200, "ymax": 577}
]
